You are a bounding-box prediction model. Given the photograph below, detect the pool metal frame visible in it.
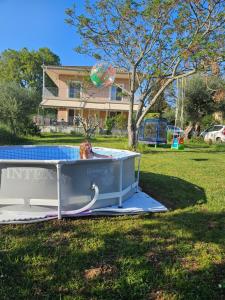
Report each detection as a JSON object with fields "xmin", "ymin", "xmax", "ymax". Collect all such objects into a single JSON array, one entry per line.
[{"xmin": 0, "ymin": 147, "xmax": 141, "ymax": 220}]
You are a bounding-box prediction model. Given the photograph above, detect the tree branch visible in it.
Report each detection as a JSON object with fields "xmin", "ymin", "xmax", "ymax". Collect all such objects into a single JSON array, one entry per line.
[{"xmin": 136, "ymin": 69, "xmax": 196, "ymax": 128}]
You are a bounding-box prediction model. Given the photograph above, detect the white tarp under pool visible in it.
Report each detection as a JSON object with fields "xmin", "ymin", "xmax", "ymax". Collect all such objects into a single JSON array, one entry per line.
[{"xmin": 0, "ymin": 191, "xmax": 167, "ymax": 224}]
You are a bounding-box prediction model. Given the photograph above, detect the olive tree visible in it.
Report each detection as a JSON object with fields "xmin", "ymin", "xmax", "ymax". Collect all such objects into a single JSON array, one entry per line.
[
  {"xmin": 184, "ymin": 74, "xmax": 225, "ymax": 123},
  {"xmin": 0, "ymin": 82, "xmax": 38, "ymax": 135}
]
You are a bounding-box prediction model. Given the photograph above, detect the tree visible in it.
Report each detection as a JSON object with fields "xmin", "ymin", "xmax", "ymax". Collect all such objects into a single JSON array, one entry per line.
[
  {"xmin": 0, "ymin": 47, "xmax": 60, "ymax": 92},
  {"xmin": 0, "ymin": 82, "xmax": 38, "ymax": 135},
  {"xmin": 184, "ymin": 75, "xmax": 214, "ymax": 122},
  {"xmin": 184, "ymin": 74, "xmax": 225, "ymax": 123},
  {"xmin": 162, "ymin": 107, "xmax": 176, "ymax": 124},
  {"xmin": 114, "ymin": 113, "xmax": 128, "ymax": 135},
  {"xmin": 66, "ymin": 0, "xmax": 225, "ymax": 148},
  {"xmin": 146, "ymin": 78, "xmax": 168, "ymax": 115},
  {"xmin": 105, "ymin": 117, "xmax": 115, "ymax": 135},
  {"xmin": 74, "ymin": 115, "xmax": 100, "ymax": 138}
]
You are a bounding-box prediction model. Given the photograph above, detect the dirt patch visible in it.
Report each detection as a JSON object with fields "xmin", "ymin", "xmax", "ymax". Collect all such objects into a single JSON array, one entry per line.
[
  {"xmin": 145, "ymin": 249, "xmax": 178, "ymax": 267},
  {"xmin": 84, "ymin": 264, "xmax": 117, "ymax": 280},
  {"xmin": 179, "ymin": 257, "xmax": 200, "ymax": 271},
  {"xmin": 45, "ymin": 235, "xmax": 70, "ymax": 247},
  {"xmin": 149, "ymin": 289, "xmax": 166, "ymax": 300},
  {"xmin": 149, "ymin": 289, "xmax": 177, "ymax": 300}
]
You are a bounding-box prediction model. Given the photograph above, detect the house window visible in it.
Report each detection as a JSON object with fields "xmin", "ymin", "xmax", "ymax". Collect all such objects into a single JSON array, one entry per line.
[
  {"xmin": 68, "ymin": 82, "xmax": 81, "ymax": 98},
  {"xmin": 110, "ymin": 85, "xmax": 123, "ymax": 101}
]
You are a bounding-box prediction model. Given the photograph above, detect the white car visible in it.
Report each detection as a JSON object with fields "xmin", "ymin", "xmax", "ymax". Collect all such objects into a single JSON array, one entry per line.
[{"xmin": 204, "ymin": 125, "xmax": 225, "ymax": 144}]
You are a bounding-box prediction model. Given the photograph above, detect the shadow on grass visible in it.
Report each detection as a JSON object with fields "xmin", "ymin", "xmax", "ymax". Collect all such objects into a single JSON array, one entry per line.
[
  {"xmin": 140, "ymin": 171, "xmax": 206, "ymax": 209},
  {"xmin": 1, "ymin": 209, "xmax": 224, "ymax": 299},
  {"xmin": 191, "ymin": 158, "xmax": 209, "ymax": 161}
]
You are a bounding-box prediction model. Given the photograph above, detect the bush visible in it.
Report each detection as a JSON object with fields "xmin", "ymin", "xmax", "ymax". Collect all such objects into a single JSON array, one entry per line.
[
  {"xmin": 144, "ymin": 112, "xmax": 160, "ymax": 119},
  {"xmin": 167, "ymin": 131, "xmax": 174, "ymax": 143},
  {"xmin": 0, "ymin": 125, "xmax": 23, "ymax": 145},
  {"xmin": 70, "ymin": 131, "xmax": 83, "ymax": 137},
  {"xmin": 0, "ymin": 82, "xmax": 38, "ymax": 135},
  {"xmin": 188, "ymin": 136, "xmax": 204, "ymax": 144},
  {"xmin": 114, "ymin": 114, "xmax": 127, "ymax": 133},
  {"xmin": 201, "ymin": 115, "xmax": 216, "ymax": 129},
  {"xmin": 137, "ymin": 143, "xmax": 150, "ymax": 153},
  {"xmin": 23, "ymin": 122, "xmax": 41, "ymax": 136},
  {"xmin": 105, "ymin": 117, "xmax": 115, "ymax": 135}
]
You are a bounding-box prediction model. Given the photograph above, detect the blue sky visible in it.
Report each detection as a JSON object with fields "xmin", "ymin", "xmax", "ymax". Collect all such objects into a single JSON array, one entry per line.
[{"xmin": 0, "ymin": 0, "xmax": 95, "ymax": 66}]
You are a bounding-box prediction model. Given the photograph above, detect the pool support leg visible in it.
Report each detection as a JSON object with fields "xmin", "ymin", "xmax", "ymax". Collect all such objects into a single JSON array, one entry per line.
[
  {"xmin": 56, "ymin": 163, "xmax": 62, "ymax": 220},
  {"xmin": 118, "ymin": 160, "xmax": 123, "ymax": 208},
  {"xmin": 136, "ymin": 155, "xmax": 141, "ymax": 193}
]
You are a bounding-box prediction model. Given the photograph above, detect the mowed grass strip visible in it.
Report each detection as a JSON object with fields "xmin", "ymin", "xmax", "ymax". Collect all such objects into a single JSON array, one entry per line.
[{"xmin": 0, "ymin": 134, "xmax": 225, "ymax": 300}]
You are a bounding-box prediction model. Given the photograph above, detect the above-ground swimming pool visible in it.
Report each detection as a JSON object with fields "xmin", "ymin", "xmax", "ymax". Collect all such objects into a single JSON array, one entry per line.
[{"xmin": 0, "ymin": 145, "xmax": 141, "ymax": 222}]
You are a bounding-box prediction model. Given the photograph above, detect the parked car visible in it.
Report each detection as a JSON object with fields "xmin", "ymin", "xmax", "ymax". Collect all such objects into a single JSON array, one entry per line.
[
  {"xmin": 203, "ymin": 125, "xmax": 225, "ymax": 144},
  {"xmin": 200, "ymin": 126, "xmax": 215, "ymax": 138},
  {"xmin": 167, "ymin": 125, "xmax": 184, "ymax": 135}
]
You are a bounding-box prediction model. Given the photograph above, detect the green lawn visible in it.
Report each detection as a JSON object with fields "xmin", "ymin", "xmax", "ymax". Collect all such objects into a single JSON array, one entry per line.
[{"xmin": 0, "ymin": 134, "xmax": 225, "ymax": 300}]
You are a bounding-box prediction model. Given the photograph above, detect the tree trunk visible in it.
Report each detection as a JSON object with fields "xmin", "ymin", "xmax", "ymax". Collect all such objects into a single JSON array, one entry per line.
[
  {"xmin": 127, "ymin": 66, "xmax": 137, "ymax": 149},
  {"xmin": 195, "ymin": 122, "xmax": 201, "ymax": 137},
  {"xmin": 128, "ymin": 122, "xmax": 137, "ymax": 150},
  {"xmin": 184, "ymin": 122, "xmax": 195, "ymax": 139},
  {"xmin": 9, "ymin": 118, "xmax": 17, "ymax": 136}
]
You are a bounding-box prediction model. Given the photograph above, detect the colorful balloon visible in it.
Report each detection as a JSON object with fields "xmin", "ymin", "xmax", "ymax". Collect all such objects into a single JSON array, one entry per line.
[{"xmin": 90, "ymin": 62, "xmax": 116, "ymax": 88}]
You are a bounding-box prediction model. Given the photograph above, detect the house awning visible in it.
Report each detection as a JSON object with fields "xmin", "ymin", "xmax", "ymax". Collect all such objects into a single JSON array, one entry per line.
[{"xmin": 41, "ymin": 99, "xmax": 139, "ymax": 111}]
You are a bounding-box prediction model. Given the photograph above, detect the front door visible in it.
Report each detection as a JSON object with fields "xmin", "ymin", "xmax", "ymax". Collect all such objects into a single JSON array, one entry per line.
[{"xmin": 68, "ymin": 109, "xmax": 75, "ymax": 125}]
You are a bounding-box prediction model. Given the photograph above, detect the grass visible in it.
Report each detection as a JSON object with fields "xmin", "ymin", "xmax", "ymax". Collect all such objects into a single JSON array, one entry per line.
[{"xmin": 0, "ymin": 134, "xmax": 225, "ymax": 299}]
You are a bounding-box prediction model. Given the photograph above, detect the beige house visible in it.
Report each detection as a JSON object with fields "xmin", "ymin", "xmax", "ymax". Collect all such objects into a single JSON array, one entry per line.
[{"xmin": 41, "ymin": 65, "xmax": 138, "ymax": 127}]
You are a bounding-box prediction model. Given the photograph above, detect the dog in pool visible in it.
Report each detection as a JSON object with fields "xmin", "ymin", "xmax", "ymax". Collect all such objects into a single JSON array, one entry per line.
[{"xmin": 80, "ymin": 141, "xmax": 111, "ymax": 159}]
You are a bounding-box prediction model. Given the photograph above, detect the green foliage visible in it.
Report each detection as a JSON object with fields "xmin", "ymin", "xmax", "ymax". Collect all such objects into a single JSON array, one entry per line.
[
  {"xmin": 0, "ymin": 82, "xmax": 38, "ymax": 135},
  {"xmin": 23, "ymin": 122, "xmax": 41, "ymax": 136},
  {"xmin": 144, "ymin": 112, "xmax": 160, "ymax": 119},
  {"xmin": 136, "ymin": 142, "xmax": 150, "ymax": 153},
  {"xmin": 189, "ymin": 136, "xmax": 204, "ymax": 144},
  {"xmin": 184, "ymin": 75, "xmax": 215, "ymax": 122},
  {"xmin": 167, "ymin": 130, "xmax": 174, "ymax": 143},
  {"xmin": 0, "ymin": 47, "xmax": 60, "ymax": 91},
  {"xmin": 0, "ymin": 124, "xmax": 24, "ymax": 145},
  {"xmin": 162, "ymin": 107, "xmax": 176, "ymax": 124},
  {"xmin": 148, "ymin": 80, "xmax": 168, "ymax": 114},
  {"xmin": 114, "ymin": 114, "xmax": 127, "ymax": 131},
  {"xmin": 201, "ymin": 115, "xmax": 216, "ymax": 129},
  {"xmin": 105, "ymin": 117, "xmax": 115, "ymax": 135}
]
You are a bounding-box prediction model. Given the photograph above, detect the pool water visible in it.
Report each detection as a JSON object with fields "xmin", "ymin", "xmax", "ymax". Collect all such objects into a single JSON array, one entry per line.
[
  {"xmin": 0, "ymin": 146, "xmax": 136, "ymax": 161},
  {"xmin": 0, "ymin": 146, "xmax": 80, "ymax": 160}
]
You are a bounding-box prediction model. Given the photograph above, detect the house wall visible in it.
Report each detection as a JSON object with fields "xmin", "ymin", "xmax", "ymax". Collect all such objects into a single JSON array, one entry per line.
[
  {"xmin": 57, "ymin": 74, "xmax": 130, "ymax": 103},
  {"xmin": 57, "ymin": 108, "xmax": 68, "ymax": 122},
  {"xmin": 46, "ymin": 69, "xmax": 132, "ymax": 125}
]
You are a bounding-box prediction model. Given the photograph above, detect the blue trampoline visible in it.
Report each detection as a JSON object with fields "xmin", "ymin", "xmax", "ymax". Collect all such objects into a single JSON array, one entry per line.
[{"xmin": 138, "ymin": 118, "xmax": 167, "ymax": 145}]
